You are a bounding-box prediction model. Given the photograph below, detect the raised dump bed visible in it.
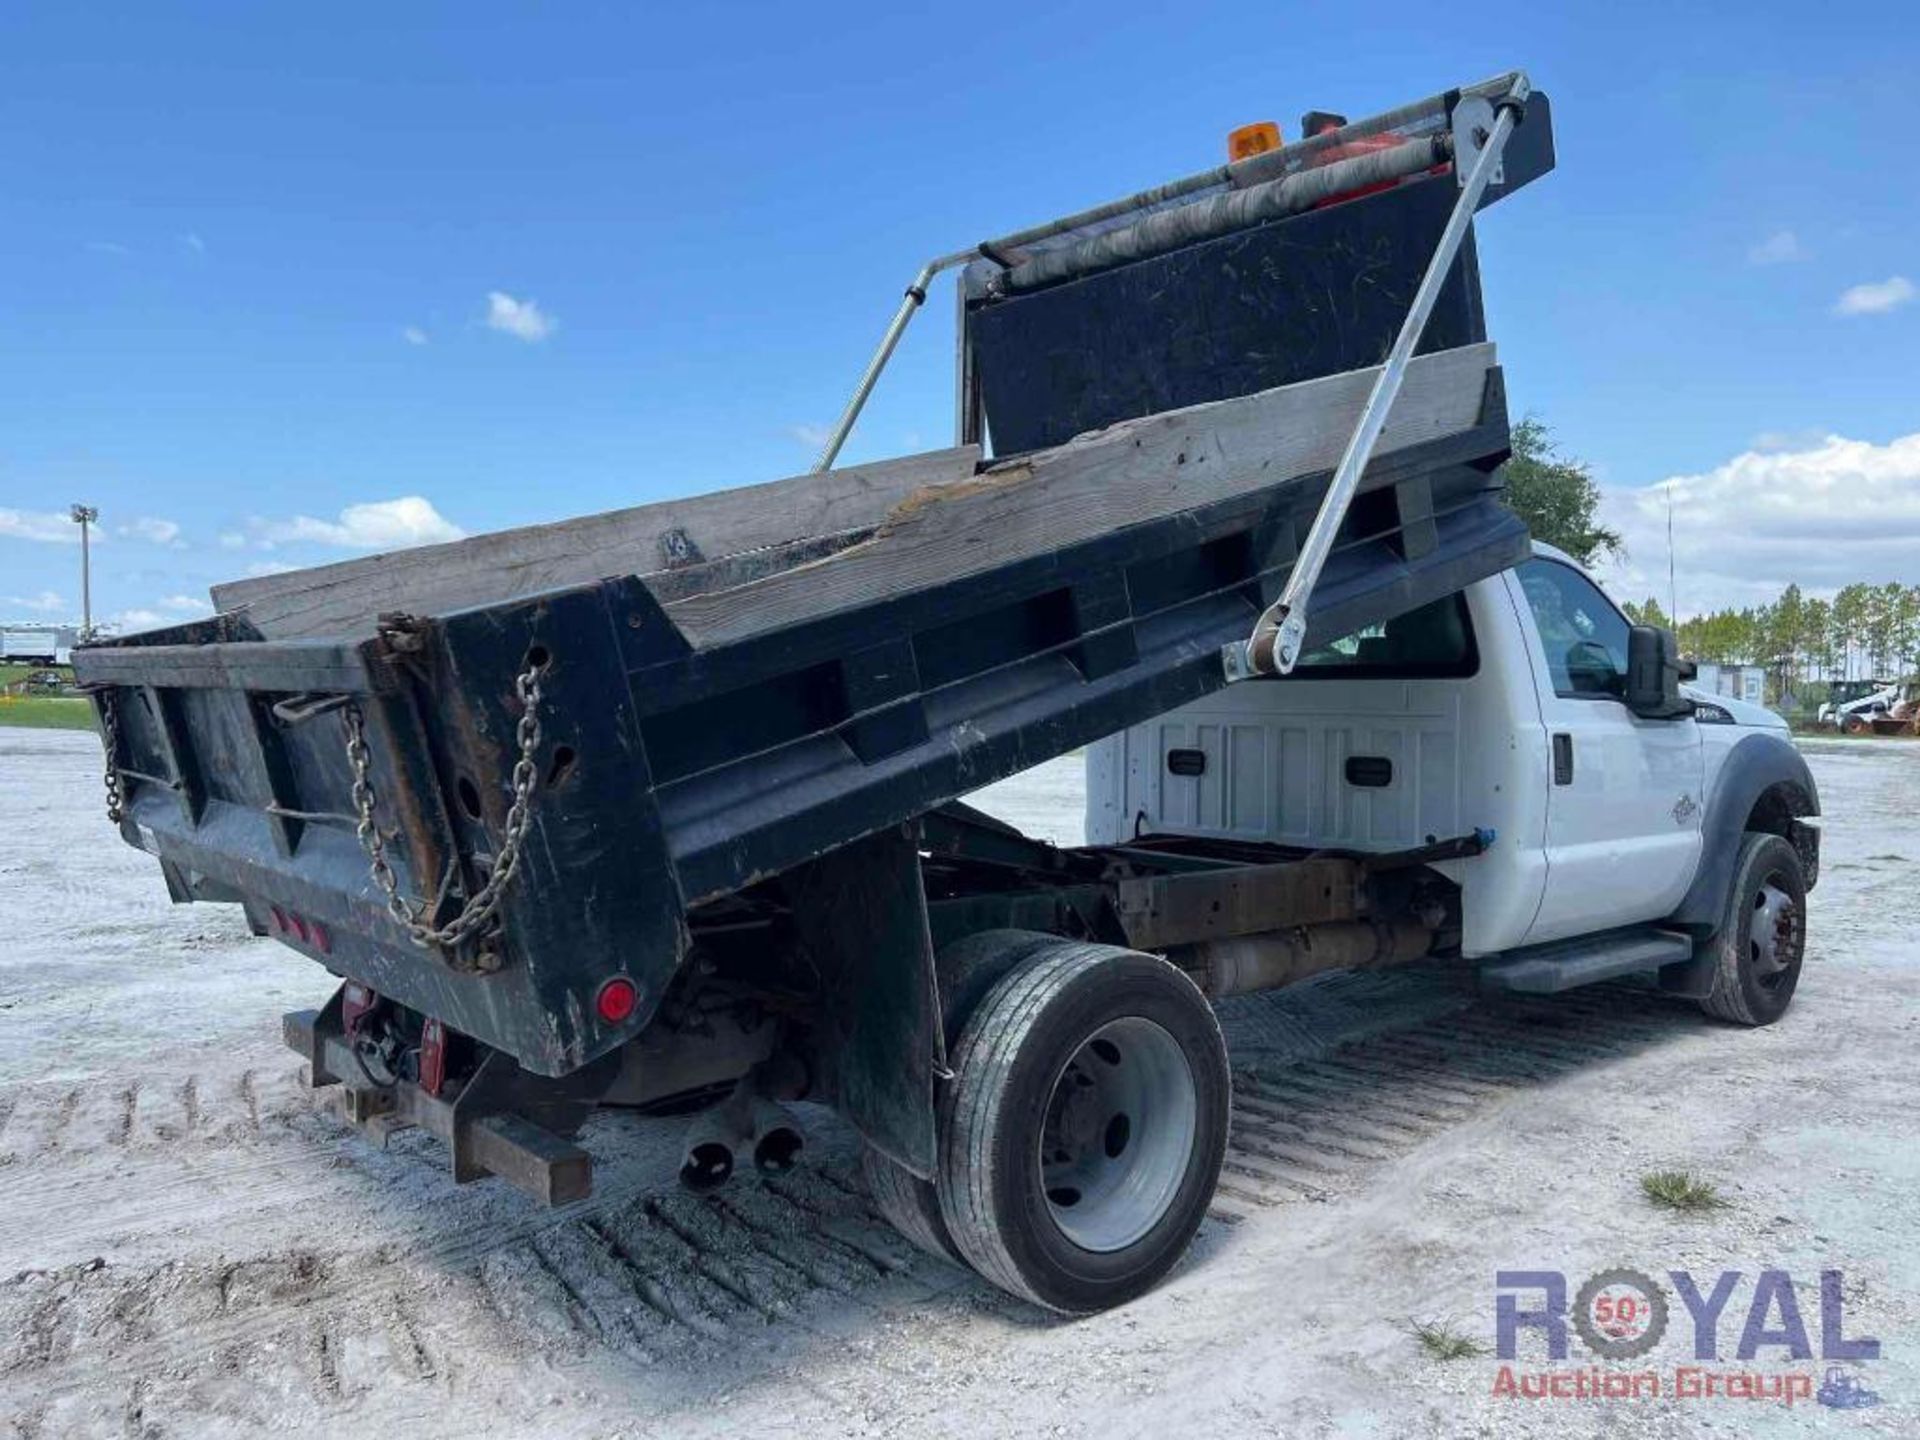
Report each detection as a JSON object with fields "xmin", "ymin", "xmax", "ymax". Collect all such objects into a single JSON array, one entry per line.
[
  {"xmin": 75, "ymin": 70, "xmax": 1555, "ymax": 1311},
  {"xmin": 77, "ymin": 340, "xmax": 1516, "ymax": 1070}
]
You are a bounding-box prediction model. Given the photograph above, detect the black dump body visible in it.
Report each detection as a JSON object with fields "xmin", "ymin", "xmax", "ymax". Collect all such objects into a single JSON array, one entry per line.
[
  {"xmin": 966, "ymin": 92, "xmax": 1554, "ymax": 452},
  {"xmin": 73, "ymin": 98, "xmax": 1550, "ymax": 1090}
]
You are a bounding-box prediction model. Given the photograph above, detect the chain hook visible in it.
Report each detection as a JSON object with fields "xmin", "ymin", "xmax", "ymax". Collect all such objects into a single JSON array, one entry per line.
[
  {"xmin": 344, "ymin": 652, "xmax": 548, "ymax": 957},
  {"xmin": 99, "ymin": 690, "xmax": 125, "ymax": 825}
]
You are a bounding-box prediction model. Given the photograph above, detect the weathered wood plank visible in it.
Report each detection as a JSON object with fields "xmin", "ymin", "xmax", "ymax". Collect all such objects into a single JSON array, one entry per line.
[
  {"xmin": 664, "ymin": 343, "xmax": 1496, "ymax": 650},
  {"xmin": 213, "ymin": 445, "xmax": 982, "ymax": 641}
]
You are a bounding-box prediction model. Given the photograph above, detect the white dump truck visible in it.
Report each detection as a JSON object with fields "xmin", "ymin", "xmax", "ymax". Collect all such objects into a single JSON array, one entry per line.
[{"xmin": 74, "ymin": 70, "xmax": 1818, "ymax": 1316}]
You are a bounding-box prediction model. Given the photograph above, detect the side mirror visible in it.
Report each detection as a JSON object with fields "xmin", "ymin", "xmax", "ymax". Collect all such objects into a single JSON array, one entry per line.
[{"xmin": 1625, "ymin": 625, "xmax": 1692, "ymax": 720}]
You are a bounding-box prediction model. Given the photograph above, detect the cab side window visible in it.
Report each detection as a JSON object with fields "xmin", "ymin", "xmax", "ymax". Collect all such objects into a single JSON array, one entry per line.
[
  {"xmin": 1287, "ymin": 592, "xmax": 1478, "ymax": 678},
  {"xmin": 1517, "ymin": 559, "xmax": 1630, "ymax": 698}
]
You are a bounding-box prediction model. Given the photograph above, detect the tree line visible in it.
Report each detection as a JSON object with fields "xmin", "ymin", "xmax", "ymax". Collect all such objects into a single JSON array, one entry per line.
[
  {"xmin": 1621, "ymin": 584, "xmax": 1920, "ymax": 693},
  {"xmin": 1502, "ymin": 419, "xmax": 1918, "ymax": 697}
]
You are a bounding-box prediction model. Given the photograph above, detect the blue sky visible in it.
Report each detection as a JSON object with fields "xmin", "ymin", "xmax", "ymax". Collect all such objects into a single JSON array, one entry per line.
[{"xmin": 3, "ymin": 1, "xmax": 1917, "ymax": 630}]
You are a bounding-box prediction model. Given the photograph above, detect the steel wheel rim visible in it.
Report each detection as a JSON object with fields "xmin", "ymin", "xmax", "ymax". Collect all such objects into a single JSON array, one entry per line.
[
  {"xmin": 1749, "ymin": 878, "xmax": 1801, "ymax": 988},
  {"xmin": 1038, "ymin": 1016, "xmax": 1197, "ymax": 1253}
]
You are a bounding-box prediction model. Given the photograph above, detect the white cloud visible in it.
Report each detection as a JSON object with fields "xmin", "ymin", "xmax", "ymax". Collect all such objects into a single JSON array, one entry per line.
[
  {"xmin": 1833, "ymin": 276, "xmax": 1915, "ymax": 317},
  {"xmin": 179, "ymin": 232, "xmax": 206, "ymax": 255},
  {"xmin": 789, "ymin": 422, "xmax": 831, "ymax": 449},
  {"xmin": 1747, "ymin": 230, "xmax": 1806, "ymax": 265},
  {"xmin": 1594, "ymin": 430, "xmax": 1920, "ymax": 615},
  {"xmin": 485, "ymin": 291, "xmax": 556, "ymax": 342},
  {"xmin": 402, "ymin": 326, "xmax": 429, "ymax": 346},
  {"xmin": 217, "ymin": 530, "xmax": 247, "ymax": 550},
  {"xmin": 110, "ymin": 609, "xmax": 168, "ymax": 632},
  {"xmin": 249, "ymin": 496, "xmax": 465, "ymax": 551},
  {"xmin": 120, "ymin": 515, "xmax": 183, "ymax": 546},
  {"xmin": 0, "ymin": 508, "xmax": 84, "ymax": 544},
  {"xmin": 158, "ymin": 594, "xmax": 213, "ymax": 615},
  {"xmin": 3, "ymin": 590, "xmax": 66, "ymax": 614},
  {"xmin": 1749, "ymin": 428, "xmax": 1828, "ymax": 454},
  {"xmin": 245, "ymin": 560, "xmax": 295, "ymax": 578},
  {"xmin": 85, "ymin": 240, "xmax": 130, "ymax": 257}
]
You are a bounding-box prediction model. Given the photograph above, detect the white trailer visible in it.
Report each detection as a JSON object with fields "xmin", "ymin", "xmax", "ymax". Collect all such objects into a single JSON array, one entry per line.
[{"xmin": 1, "ymin": 631, "xmax": 61, "ymax": 664}]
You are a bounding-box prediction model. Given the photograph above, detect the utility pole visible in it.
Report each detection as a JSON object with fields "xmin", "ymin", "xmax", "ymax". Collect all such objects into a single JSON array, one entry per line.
[
  {"xmin": 70, "ymin": 504, "xmax": 98, "ymax": 638},
  {"xmin": 1666, "ymin": 487, "xmax": 1677, "ymax": 631}
]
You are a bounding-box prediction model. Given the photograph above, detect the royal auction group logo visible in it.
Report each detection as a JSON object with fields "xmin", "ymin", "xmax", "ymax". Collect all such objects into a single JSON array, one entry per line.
[{"xmin": 1492, "ymin": 1268, "xmax": 1882, "ymax": 1409}]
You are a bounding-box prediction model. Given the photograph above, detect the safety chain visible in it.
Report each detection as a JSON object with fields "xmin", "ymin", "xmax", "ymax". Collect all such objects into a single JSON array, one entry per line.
[
  {"xmin": 345, "ymin": 654, "xmax": 547, "ymax": 953},
  {"xmin": 100, "ymin": 690, "xmax": 125, "ymax": 825}
]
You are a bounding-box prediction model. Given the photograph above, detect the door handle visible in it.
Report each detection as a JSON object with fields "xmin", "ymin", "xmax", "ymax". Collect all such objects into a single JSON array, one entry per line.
[{"xmin": 1552, "ymin": 732, "xmax": 1574, "ymax": 785}]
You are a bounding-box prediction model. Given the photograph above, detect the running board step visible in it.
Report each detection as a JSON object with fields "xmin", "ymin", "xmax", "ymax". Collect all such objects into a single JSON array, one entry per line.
[{"xmin": 1477, "ymin": 929, "xmax": 1692, "ymax": 994}]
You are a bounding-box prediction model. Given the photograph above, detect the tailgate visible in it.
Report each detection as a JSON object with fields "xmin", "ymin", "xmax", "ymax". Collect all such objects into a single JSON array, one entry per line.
[{"xmin": 71, "ymin": 592, "xmax": 686, "ymax": 1079}]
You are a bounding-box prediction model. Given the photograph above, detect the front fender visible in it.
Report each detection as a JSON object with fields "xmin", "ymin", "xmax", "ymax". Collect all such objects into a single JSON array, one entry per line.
[{"xmin": 1669, "ymin": 732, "xmax": 1819, "ymax": 932}]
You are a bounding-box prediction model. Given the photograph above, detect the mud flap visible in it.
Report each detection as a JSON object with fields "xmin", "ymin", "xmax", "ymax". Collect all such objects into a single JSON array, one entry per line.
[{"xmin": 783, "ymin": 823, "xmax": 944, "ymax": 1178}]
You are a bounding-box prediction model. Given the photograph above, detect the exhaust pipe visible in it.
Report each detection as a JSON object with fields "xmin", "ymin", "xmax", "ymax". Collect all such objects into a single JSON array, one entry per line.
[
  {"xmin": 679, "ymin": 1062, "xmax": 810, "ymax": 1190},
  {"xmin": 679, "ymin": 1085, "xmax": 753, "ymax": 1192},
  {"xmin": 679, "ymin": 1109, "xmax": 742, "ymax": 1193},
  {"xmin": 749, "ymin": 1098, "xmax": 805, "ymax": 1175}
]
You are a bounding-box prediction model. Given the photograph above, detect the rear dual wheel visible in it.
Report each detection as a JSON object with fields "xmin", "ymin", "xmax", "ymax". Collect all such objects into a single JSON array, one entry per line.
[{"xmin": 866, "ymin": 935, "xmax": 1229, "ymax": 1314}]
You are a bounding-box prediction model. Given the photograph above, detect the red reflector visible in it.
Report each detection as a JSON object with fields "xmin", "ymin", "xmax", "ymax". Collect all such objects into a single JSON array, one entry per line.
[
  {"xmin": 342, "ymin": 983, "xmax": 376, "ymax": 1036},
  {"xmin": 290, "ymin": 914, "xmax": 310, "ymax": 943},
  {"xmin": 270, "ymin": 906, "xmax": 288, "ymax": 932},
  {"xmin": 595, "ymin": 977, "xmax": 638, "ymax": 1024},
  {"xmin": 311, "ymin": 921, "xmax": 331, "ymax": 955},
  {"xmin": 419, "ymin": 1017, "xmax": 448, "ymax": 1097}
]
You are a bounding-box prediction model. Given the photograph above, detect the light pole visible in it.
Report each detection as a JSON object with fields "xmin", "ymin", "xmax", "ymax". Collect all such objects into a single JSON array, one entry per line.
[{"xmin": 70, "ymin": 504, "xmax": 98, "ymax": 639}]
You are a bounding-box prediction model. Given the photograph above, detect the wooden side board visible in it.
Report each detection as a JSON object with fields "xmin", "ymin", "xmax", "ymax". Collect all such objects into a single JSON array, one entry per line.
[
  {"xmin": 211, "ymin": 342, "xmax": 1492, "ymax": 650},
  {"xmin": 213, "ymin": 445, "xmax": 983, "ymax": 641},
  {"xmin": 663, "ymin": 343, "xmax": 1497, "ymax": 650}
]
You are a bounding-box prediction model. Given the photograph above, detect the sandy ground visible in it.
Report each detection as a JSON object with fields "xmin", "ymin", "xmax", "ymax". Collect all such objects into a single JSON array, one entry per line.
[{"xmin": 0, "ymin": 728, "xmax": 1915, "ymax": 1437}]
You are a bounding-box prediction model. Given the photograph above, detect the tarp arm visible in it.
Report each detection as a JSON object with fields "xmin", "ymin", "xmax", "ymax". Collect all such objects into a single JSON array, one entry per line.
[{"xmin": 1225, "ymin": 74, "xmax": 1532, "ymax": 680}]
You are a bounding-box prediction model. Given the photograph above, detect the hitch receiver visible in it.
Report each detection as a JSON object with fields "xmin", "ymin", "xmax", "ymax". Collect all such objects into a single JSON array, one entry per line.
[{"xmin": 285, "ymin": 993, "xmax": 598, "ymax": 1206}]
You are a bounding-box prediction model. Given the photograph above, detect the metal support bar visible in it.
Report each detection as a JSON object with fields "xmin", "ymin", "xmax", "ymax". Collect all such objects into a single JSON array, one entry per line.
[
  {"xmin": 814, "ymin": 248, "xmax": 976, "ymax": 472},
  {"xmin": 1225, "ymin": 78, "xmax": 1530, "ymax": 681}
]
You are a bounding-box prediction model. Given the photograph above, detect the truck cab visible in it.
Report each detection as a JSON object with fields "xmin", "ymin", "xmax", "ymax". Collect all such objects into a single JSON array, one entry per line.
[{"xmin": 1089, "ymin": 543, "xmax": 1820, "ymax": 971}]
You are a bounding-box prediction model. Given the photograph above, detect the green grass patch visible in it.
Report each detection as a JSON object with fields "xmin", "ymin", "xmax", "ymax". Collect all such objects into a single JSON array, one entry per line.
[
  {"xmin": 1404, "ymin": 1317, "xmax": 1484, "ymax": 1361},
  {"xmin": 1640, "ymin": 1169, "xmax": 1728, "ymax": 1212},
  {"xmin": 0, "ymin": 695, "xmax": 97, "ymax": 731}
]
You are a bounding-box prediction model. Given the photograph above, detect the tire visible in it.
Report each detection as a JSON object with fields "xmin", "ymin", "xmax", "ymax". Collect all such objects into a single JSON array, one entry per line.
[
  {"xmin": 1698, "ymin": 832, "xmax": 1808, "ymax": 1026},
  {"xmin": 862, "ymin": 930, "xmax": 1065, "ymax": 1268},
  {"xmin": 935, "ymin": 940, "xmax": 1230, "ymax": 1314},
  {"xmin": 862, "ymin": 1145, "xmax": 960, "ymax": 1264},
  {"xmin": 1842, "ymin": 714, "xmax": 1871, "ymax": 736}
]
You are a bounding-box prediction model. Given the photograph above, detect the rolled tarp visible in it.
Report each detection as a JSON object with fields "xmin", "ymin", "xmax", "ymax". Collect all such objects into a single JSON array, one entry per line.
[{"xmin": 990, "ymin": 132, "xmax": 1452, "ymax": 295}]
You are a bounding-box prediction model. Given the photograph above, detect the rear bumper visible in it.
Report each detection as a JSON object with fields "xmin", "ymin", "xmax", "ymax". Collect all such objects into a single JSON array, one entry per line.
[{"xmin": 285, "ymin": 992, "xmax": 609, "ymax": 1205}]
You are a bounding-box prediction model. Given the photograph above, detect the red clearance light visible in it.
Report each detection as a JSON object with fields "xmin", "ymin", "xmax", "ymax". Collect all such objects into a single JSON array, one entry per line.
[
  {"xmin": 595, "ymin": 977, "xmax": 639, "ymax": 1024},
  {"xmin": 269, "ymin": 905, "xmax": 331, "ymax": 953}
]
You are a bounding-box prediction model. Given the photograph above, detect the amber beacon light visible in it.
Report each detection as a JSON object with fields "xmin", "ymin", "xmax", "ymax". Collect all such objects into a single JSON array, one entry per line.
[{"xmin": 1226, "ymin": 120, "xmax": 1282, "ymax": 160}]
